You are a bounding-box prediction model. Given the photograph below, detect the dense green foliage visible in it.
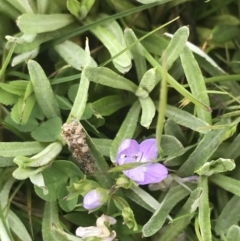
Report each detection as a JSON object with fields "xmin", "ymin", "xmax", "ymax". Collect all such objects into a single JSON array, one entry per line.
[{"xmin": 1, "ymin": 0, "xmax": 240, "ymax": 240}]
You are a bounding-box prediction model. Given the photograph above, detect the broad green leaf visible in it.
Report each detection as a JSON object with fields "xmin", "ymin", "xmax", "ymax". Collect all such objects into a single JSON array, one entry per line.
[
  {"xmin": 158, "ymin": 187, "xmax": 202, "ymax": 241},
  {"xmin": 162, "ymin": 26, "xmax": 189, "ymax": 70},
  {"xmin": 137, "ymin": 0, "xmax": 172, "ymax": 3},
  {"xmin": 124, "ymin": 28, "xmax": 147, "ymax": 81},
  {"xmin": 164, "ymin": 118, "xmax": 187, "ymax": 145},
  {"xmin": 0, "ymin": 81, "xmax": 28, "ymax": 96},
  {"xmin": 215, "ymin": 196, "xmax": 240, "ymax": 234},
  {"xmin": 212, "ymin": 25, "xmax": 239, "ymax": 44},
  {"xmin": 17, "ymin": 14, "xmax": 74, "ymax": 34},
  {"xmin": 7, "ymin": 0, "xmax": 35, "ymax": 13},
  {"xmin": 161, "ymin": 135, "xmax": 184, "ymax": 157},
  {"xmin": 198, "ymin": 176, "xmax": 212, "ymax": 241},
  {"xmin": 195, "ymin": 158, "xmax": 235, "ymax": 176},
  {"xmin": 0, "ymin": 141, "xmax": 45, "ymax": 157},
  {"xmin": 180, "ymin": 46, "xmax": 211, "ymax": 124},
  {"xmin": 28, "ymin": 60, "xmax": 60, "ymax": 119},
  {"xmin": 142, "ymin": 185, "xmax": 192, "ymax": 237},
  {"xmin": 66, "ymin": 0, "xmax": 81, "ymax": 17},
  {"xmin": 210, "ymin": 174, "xmax": 240, "ymax": 197},
  {"xmin": 123, "ymin": 185, "xmax": 160, "ymax": 212},
  {"xmin": 135, "ymin": 68, "xmax": 157, "ymax": 98},
  {"xmin": 92, "ymin": 94, "xmax": 134, "ymax": 116},
  {"xmin": 139, "ymin": 97, "xmax": 155, "ymax": 128},
  {"xmin": 84, "ymin": 66, "xmax": 138, "ymax": 93},
  {"xmin": 31, "ymin": 117, "xmax": 62, "ymax": 142},
  {"xmin": 35, "ymin": 161, "xmax": 83, "ymax": 201},
  {"xmin": 226, "ymin": 225, "xmax": 240, "ymax": 241},
  {"xmin": 92, "ymin": 138, "xmax": 112, "ymax": 156},
  {"xmin": 0, "ymin": 88, "xmax": 18, "ymax": 105},
  {"xmin": 177, "ymin": 122, "xmax": 230, "ymax": 177},
  {"xmin": 165, "ymin": 105, "xmax": 210, "ymax": 133},
  {"xmin": 110, "ymin": 101, "xmax": 141, "ymax": 162},
  {"xmin": 89, "ymin": 21, "xmax": 131, "ymax": 73},
  {"xmin": 8, "ymin": 210, "xmax": 33, "ymax": 241},
  {"xmin": 54, "ymin": 40, "xmax": 97, "ymax": 70}
]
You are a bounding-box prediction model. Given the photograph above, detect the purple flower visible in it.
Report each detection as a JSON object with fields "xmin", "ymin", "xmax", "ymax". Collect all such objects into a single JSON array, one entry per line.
[
  {"xmin": 83, "ymin": 188, "xmax": 108, "ymax": 210},
  {"xmin": 116, "ymin": 139, "xmax": 168, "ymax": 185}
]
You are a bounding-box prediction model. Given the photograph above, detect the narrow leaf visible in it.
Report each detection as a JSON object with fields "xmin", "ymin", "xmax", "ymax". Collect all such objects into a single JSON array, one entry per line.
[
  {"xmin": 210, "ymin": 174, "xmax": 240, "ymax": 197},
  {"xmin": 84, "ymin": 66, "xmax": 138, "ymax": 93},
  {"xmin": 0, "ymin": 141, "xmax": 45, "ymax": 157},
  {"xmin": 180, "ymin": 46, "xmax": 211, "ymax": 124},
  {"xmin": 17, "ymin": 14, "xmax": 74, "ymax": 34},
  {"xmin": 28, "ymin": 60, "xmax": 60, "ymax": 119},
  {"xmin": 142, "ymin": 185, "xmax": 191, "ymax": 237},
  {"xmin": 124, "ymin": 28, "xmax": 147, "ymax": 81},
  {"xmin": 198, "ymin": 176, "xmax": 212, "ymax": 241},
  {"xmin": 110, "ymin": 101, "xmax": 141, "ymax": 162},
  {"xmin": 139, "ymin": 97, "xmax": 155, "ymax": 128}
]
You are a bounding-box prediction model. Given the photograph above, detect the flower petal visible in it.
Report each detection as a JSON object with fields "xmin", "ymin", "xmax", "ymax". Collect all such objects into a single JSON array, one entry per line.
[
  {"xmin": 138, "ymin": 163, "xmax": 168, "ymax": 185},
  {"xmin": 139, "ymin": 139, "xmax": 158, "ymax": 162},
  {"xmin": 123, "ymin": 166, "xmax": 145, "ymax": 183},
  {"xmin": 76, "ymin": 226, "xmax": 102, "ymax": 238},
  {"xmin": 116, "ymin": 139, "xmax": 139, "ymax": 165},
  {"xmin": 83, "ymin": 189, "xmax": 102, "ymax": 210}
]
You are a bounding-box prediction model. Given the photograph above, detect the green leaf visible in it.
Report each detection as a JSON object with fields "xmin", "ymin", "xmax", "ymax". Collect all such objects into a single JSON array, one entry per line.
[
  {"xmin": 226, "ymin": 225, "xmax": 240, "ymax": 241},
  {"xmin": 162, "ymin": 26, "xmax": 189, "ymax": 69},
  {"xmin": 212, "ymin": 25, "xmax": 240, "ymax": 44},
  {"xmin": 139, "ymin": 97, "xmax": 155, "ymax": 128},
  {"xmin": 124, "ymin": 28, "xmax": 147, "ymax": 81},
  {"xmin": 198, "ymin": 176, "xmax": 212, "ymax": 241},
  {"xmin": 66, "ymin": 0, "xmax": 81, "ymax": 17},
  {"xmin": 161, "ymin": 135, "xmax": 184, "ymax": 157},
  {"xmin": 215, "ymin": 196, "xmax": 240, "ymax": 234},
  {"xmin": 180, "ymin": 46, "xmax": 211, "ymax": 124},
  {"xmin": 28, "ymin": 60, "xmax": 60, "ymax": 119},
  {"xmin": 110, "ymin": 101, "xmax": 141, "ymax": 162},
  {"xmin": 165, "ymin": 105, "xmax": 210, "ymax": 134},
  {"xmin": 92, "ymin": 94, "xmax": 134, "ymax": 116},
  {"xmin": 54, "ymin": 40, "xmax": 97, "ymax": 70},
  {"xmin": 177, "ymin": 122, "xmax": 231, "ymax": 177},
  {"xmin": 164, "ymin": 118, "xmax": 187, "ymax": 145},
  {"xmin": 19, "ymin": 82, "xmax": 36, "ymax": 125},
  {"xmin": 84, "ymin": 66, "xmax": 138, "ymax": 93},
  {"xmin": 195, "ymin": 158, "xmax": 235, "ymax": 176},
  {"xmin": 89, "ymin": 18, "xmax": 132, "ymax": 73},
  {"xmin": 123, "ymin": 185, "xmax": 159, "ymax": 212},
  {"xmin": 31, "ymin": 117, "xmax": 62, "ymax": 142},
  {"xmin": 37, "ymin": 0, "xmax": 48, "ymax": 14},
  {"xmin": 92, "ymin": 138, "xmax": 112, "ymax": 156},
  {"xmin": 158, "ymin": 187, "xmax": 202, "ymax": 241},
  {"xmin": 35, "ymin": 161, "xmax": 83, "ymax": 202},
  {"xmin": 0, "ymin": 141, "xmax": 45, "ymax": 157},
  {"xmin": 0, "ymin": 88, "xmax": 18, "ymax": 105},
  {"xmin": 210, "ymin": 174, "xmax": 240, "ymax": 197},
  {"xmin": 142, "ymin": 185, "xmax": 192, "ymax": 237},
  {"xmin": 8, "ymin": 210, "xmax": 32, "ymax": 241},
  {"xmin": 17, "ymin": 14, "xmax": 74, "ymax": 34},
  {"xmin": 79, "ymin": 0, "xmax": 95, "ymax": 20},
  {"xmin": 0, "ymin": 81, "xmax": 28, "ymax": 96}
]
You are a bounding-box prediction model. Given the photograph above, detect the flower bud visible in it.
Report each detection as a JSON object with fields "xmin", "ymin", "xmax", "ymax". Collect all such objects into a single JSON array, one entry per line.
[{"xmin": 83, "ymin": 188, "xmax": 109, "ymax": 210}]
